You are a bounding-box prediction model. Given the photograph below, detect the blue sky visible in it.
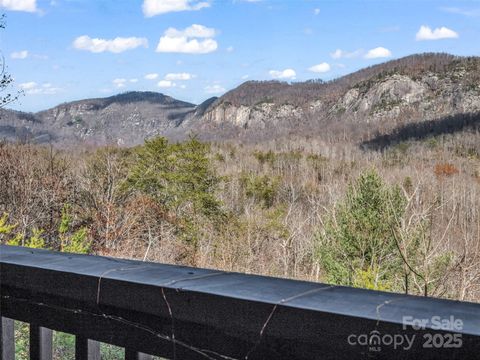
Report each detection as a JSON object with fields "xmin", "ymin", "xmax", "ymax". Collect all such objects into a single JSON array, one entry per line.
[{"xmin": 1, "ymin": 0, "xmax": 480, "ymax": 112}]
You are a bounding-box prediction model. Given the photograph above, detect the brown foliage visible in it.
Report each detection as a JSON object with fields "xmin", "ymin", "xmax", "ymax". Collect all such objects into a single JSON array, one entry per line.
[{"xmin": 434, "ymin": 163, "xmax": 460, "ymax": 178}]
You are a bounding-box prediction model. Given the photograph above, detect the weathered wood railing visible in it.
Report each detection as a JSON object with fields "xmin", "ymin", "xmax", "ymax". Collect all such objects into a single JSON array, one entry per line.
[{"xmin": 1, "ymin": 245, "xmax": 479, "ymax": 359}]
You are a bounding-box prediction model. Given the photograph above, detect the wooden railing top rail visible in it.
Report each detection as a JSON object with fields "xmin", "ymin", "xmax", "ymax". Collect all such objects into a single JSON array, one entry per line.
[{"xmin": 1, "ymin": 245, "xmax": 480, "ymax": 359}]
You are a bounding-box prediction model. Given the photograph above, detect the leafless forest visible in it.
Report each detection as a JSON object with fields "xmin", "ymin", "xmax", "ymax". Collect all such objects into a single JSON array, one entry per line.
[{"xmin": 1, "ymin": 124, "xmax": 479, "ymax": 302}]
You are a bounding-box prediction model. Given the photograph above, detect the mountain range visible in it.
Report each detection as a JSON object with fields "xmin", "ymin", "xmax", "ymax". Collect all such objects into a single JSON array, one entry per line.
[{"xmin": 1, "ymin": 53, "xmax": 480, "ymax": 147}]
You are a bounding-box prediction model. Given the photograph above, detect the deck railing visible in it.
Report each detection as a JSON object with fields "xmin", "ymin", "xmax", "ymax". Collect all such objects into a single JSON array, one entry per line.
[{"xmin": 1, "ymin": 245, "xmax": 479, "ymax": 359}]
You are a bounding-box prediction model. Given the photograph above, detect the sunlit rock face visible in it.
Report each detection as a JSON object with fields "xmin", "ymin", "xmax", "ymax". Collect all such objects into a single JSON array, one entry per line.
[{"xmin": 194, "ymin": 55, "xmax": 480, "ymax": 140}]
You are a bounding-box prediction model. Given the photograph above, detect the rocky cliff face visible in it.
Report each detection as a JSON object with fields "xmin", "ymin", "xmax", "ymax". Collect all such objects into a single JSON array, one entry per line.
[
  {"xmin": 2, "ymin": 53, "xmax": 480, "ymax": 146},
  {"xmin": 191, "ymin": 54, "xmax": 480, "ymax": 141},
  {"xmin": 336, "ymin": 72, "xmax": 480, "ymax": 122}
]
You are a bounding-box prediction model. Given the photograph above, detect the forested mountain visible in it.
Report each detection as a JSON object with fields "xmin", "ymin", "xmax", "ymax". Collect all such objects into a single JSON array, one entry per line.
[
  {"xmin": 2, "ymin": 53, "xmax": 480, "ymax": 145},
  {"xmin": 0, "ymin": 92, "xmax": 196, "ymax": 146},
  {"xmin": 192, "ymin": 53, "xmax": 480, "ymax": 141}
]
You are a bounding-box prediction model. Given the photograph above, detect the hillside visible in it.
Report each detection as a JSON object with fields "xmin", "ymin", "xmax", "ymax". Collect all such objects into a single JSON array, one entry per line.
[
  {"xmin": 0, "ymin": 92, "xmax": 196, "ymax": 146},
  {"xmin": 2, "ymin": 53, "xmax": 480, "ymax": 145},
  {"xmin": 193, "ymin": 53, "xmax": 480, "ymax": 141}
]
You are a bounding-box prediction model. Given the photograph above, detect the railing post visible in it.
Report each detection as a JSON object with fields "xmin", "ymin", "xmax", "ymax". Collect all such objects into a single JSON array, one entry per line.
[
  {"xmin": 29, "ymin": 325, "xmax": 52, "ymax": 360},
  {"xmin": 75, "ymin": 337, "xmax": 100, "ymax": 360},
  {"xmin": 125, "ymin": 349, "xmax": 153, "ymax": 360},
  {"xmin": 1, "ymin": 317, "xmax": 15, "ymax": 360}
]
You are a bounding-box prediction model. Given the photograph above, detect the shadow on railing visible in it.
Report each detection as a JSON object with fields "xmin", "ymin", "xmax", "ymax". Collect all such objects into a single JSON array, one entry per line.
[{"xmin": 1, "ymin": 245, "xmax": 479, "ymax": 359}]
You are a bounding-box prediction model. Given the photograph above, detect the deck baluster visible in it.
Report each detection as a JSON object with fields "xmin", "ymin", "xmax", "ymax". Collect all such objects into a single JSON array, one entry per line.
[
  {"xmin": 1, "ymin": 317, "xmax": 15, "ymax": 360},
  {"xmin": 75, "ymin": 337, "xmax": 100, "ymax": 360},
  {"xmin": 125, "ymin": 349, "xmax": 153, "ymax": 360},
  {"xmin": 29, "ymin": 325, "xmax": 52, "ymax": 360}
]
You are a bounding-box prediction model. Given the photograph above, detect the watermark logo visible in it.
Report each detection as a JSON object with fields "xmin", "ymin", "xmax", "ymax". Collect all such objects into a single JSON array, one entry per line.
[
  {"xmin": 402, "ymin": 315, "xmax": 463, "ymax": 332},
  {"xmin": 348, "ymin": 330, "xmax": 415, "ymax": 352},
  {"xmin": 347, "ymin": 315, "xmax": 463, "ymax": 352}
]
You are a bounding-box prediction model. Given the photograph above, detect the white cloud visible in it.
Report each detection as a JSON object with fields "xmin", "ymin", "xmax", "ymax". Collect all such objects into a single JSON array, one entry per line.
[
  {"xmin": 19, "ymin": 81, "xmax": 37, "ymax": 90},
  {"xmin": 73, "ymin": 35, "xmax": 148, "ymax": 53},
  {"xmin": 308, "ymin": 62, "xmax": 331, "ymax": 73},
  {"xmin": 113, "ymin": 78, "xmax": 127, "ymax": 88},
  {"xmin": 111, "ymin": 78, "xmax": 139, "ymax": 88},
  {"xmin": 158, "ymin": 80, "xmax": 175, "ymax": 88},
  {"xmin": 415, "ymin": 25, "xmax": 459, "ymax": 41},
  {"xmin": 205, "ymin": 84, "xmax": 225, "ymax": 94},
  {"xmin": 157, "ymin": 37, "xmax": 217, "ymax": 53},
  {"xmin": 313, "ymin": 8, "xmax": 320, "ymax": 15},
  {"xmin": 330, "ymin": 48, "xmax": 363, "ymax": 59},
  {"xmin": 165, "ymin": 24, "xmax": 216, "ymax": 38},
  {"xmin": 241, "ymin": 74, "xmax": 249, "ymax": 80},
  {"xmin": 36, "ymin": 84, "xmax": 61, "ymax": 95},
  {"xmin": 142, "ymin": 0, "xmax": 210, "ymax": 17},
  {"xmin": 364, "ymin": 47, "xmax": 392, "ymax": 59},
  {"xmin": 164, "ymin": 72, "xmax": 194, "ymax": 80},
  {"xmin": 441, "ymin": 7, "xmax": 480, "ymax": 17},
  {"xmin": 33, "ymin": 54, "xmax": 48, "ymax": 60},
  {"xmin": 156, "ymin": 24, "xmax": 218, "ymax": 54},
  {"xmin": 156, "ymin": 71, "xmax": 195, "ymax": 87},
  {"xmin": 269, "ymin": 68, "xmax": 296, "ymax": 80},
  {"xmin": 226, "ymin": 46, "xmax": 234, "ymax": 52},
  {"xmin": 19, "ymin": 81, "xmax": 61, "ymax": 94},
  {"xmin": 145, "ymin": 73, "xmax": 159, "ymax": 80},
  {"xmin": 11, "ymin": 50, "xmax": 28, "ymax": 59},
  {"xmin": 330, "ymin": 49, "xmax": 342, "ymax": 59},
  {"xmin": 0, "ymin": 0, "xmax": 36, "ymax": 12}
]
